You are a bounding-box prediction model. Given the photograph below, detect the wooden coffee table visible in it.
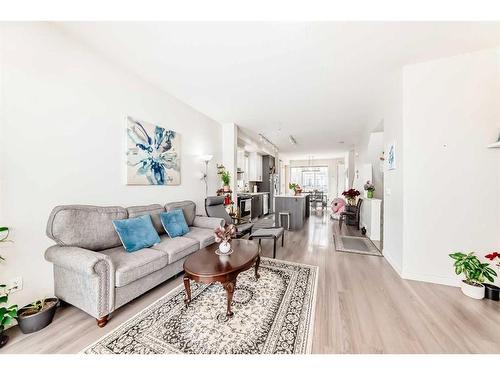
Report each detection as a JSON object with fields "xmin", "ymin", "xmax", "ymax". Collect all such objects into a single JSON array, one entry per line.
[{"xmin": 183, "ymin": 239, "xmax": 260, "ymax": 317}]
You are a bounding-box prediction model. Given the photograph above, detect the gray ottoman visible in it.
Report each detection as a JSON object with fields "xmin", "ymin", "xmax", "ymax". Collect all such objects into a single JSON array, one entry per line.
[{"xmin": 249, "ymin": 227, "xmax": 285, "ymax": 258}]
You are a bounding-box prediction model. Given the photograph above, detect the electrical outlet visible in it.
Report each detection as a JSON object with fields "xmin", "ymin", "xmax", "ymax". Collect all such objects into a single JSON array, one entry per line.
[{"xmin": 7, "ymin": 276, "xmax": 22, "ymax": 293}]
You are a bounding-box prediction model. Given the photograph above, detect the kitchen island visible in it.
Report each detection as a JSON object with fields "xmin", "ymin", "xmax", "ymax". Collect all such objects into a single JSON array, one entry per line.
[{"xmin": 274, "ymin": 194, "xmax": 310, "ymax": 230}]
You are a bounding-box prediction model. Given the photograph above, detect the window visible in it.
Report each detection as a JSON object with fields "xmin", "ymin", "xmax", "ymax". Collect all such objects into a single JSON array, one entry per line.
[{"xmin": 290, "ymin": 166, "xmax": 328, "ymax": 193}]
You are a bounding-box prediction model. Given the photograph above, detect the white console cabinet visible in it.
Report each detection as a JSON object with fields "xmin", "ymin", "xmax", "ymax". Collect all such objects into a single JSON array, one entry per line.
[{"xmin": 360, "ymin": 198, "xmax": 382, "ymax": 241}]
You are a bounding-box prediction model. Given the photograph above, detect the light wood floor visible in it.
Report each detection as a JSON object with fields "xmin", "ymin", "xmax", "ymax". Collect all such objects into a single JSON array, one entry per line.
[{"xmin": 4, "ymin": 210, "xmax": 500, "ymax": 354}]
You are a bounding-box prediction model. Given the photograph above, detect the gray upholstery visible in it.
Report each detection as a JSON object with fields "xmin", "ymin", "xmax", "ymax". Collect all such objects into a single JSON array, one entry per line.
[
  {"xmin": 46, "ymin": 205, "xmax": 127, "ymax": 250},
  {"xmin": 193, "ymin": 216, "xmax": 225, "ymax": 229},
  {"xmin": 205, "ymin": 196, "xmax": 253, "ymax": 237},
  {"xmin": 44, "ymin": 201, "xmax": 219, "ymax": 321},
  {"xmin": 184, "ymin": 227, "xmax": 216, "ymax": 248},
  {"xmin": 205, "ymin": 196, "xmax": 232, "ymax": 223},
  {"xmin": 101, "ymin": 246, "xmax": 169, "ymax": 287},
  {"xmin": 250, "ymin": 227, "xmax": 284, "ymax": 239},
  {"xmin": 165, "ymin": 200, "xmax": 196, "ymax": 226},
  {"xmin": 236, "ymin": 222, "xmax": 254, "ymax": 233},
  {"xmin": 127, "ymin": 204, "xmax": 166, "ymax": 235},
  {"xmin": 114, "ymin": 258, "xmax": 185, "ymax": 309},
  {"xmin": 45, "ymin": 245, "xmax": 115, "ymax": 318},
  {"xmin": 152, "ymin": 235, "xmax": 199, "ymax": 263}
]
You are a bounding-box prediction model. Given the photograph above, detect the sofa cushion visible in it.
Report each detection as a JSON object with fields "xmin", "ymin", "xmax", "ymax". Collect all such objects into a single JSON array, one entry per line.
[
  {"xmin": 165, "ymin": 201, "xmax": 196, "ymax": 226},
  {"xmin": 112, "ymin": 215, "xmax": 161, "ymax": 252},
  {"xmin": 152, "ymin": 235, "xmax": 199, "ymax": 263},
  {"xmin": 46, "ymin": 205, "xmax": 128, "ymax": 250},
  {"xmin": 184, "ymin": 227, "xmax": 216, "ymax": 248},
  {"xmin": 127, "ymin": 204, "xmax": 165, "ymax": 235},
  {"xmin": 160, "ymin": 210, "xmax": 189, "ymax": 238},
  {"xmin": 101, "ymin": 246, "xmax": 169, "ymax": 287}
]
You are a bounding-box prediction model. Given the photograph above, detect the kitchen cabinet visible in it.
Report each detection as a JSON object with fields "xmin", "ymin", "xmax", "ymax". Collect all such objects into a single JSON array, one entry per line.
[{"xmin": 248, "ymin": 152, "xmax": 263, "ymax": 182}]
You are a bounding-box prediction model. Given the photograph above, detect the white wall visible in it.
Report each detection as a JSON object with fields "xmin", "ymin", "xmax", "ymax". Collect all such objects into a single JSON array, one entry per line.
[
  {"xmin": 222, "ymin": 123, "xmax": 238, "ymax": 196},
  {"xmin": 355, "ymin": 131, "xmax": 384, "ymax": 199},
  {"xmin": 0, "ymin": 23, "xmax": 223, "ymax": 307},
  {"xmin": 402, "ymin": 48, "xmax": 500, "ymax": 286},
  {"xmin": 366, "ymin": 70, "xmax": 404, "ymax": 273}
]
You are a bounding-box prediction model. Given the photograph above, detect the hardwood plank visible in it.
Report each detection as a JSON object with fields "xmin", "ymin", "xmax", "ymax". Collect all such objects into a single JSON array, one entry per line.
[{"xmin": 4, "ymin": 210, "xmax": 500, "ymax": 354}]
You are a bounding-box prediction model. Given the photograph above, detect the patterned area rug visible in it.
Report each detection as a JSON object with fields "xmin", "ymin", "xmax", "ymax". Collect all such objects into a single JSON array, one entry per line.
[
  {"xmin": 334, "ymin": 235, "xmax": 383, "ymax": 257},
  {"xmin": 83, "ymin": 258, "xmax": 318, "ymax": 354}
]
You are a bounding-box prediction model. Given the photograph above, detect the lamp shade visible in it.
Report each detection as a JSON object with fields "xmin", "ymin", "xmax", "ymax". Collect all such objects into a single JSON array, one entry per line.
[{"xmin": 200, "ymin": 154, "xmax": 213, "ymax": 162}]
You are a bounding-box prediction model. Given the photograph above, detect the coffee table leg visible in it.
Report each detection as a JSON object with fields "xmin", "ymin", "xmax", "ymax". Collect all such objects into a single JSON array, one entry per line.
[
  {"xmin": 223, "ymin": 280, "xmax": 235, "ymax": 317},
  {"xmin": 255, "ymin": 254, "xmax": 261, "ymax": 280},
  {"xmin": 183, "ymin": 275, "xmax": 191, "ymax": 306}
]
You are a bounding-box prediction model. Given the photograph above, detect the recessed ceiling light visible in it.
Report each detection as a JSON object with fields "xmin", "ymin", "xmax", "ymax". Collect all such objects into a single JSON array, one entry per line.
[{"xmin": 339, "ymin": 141, "xmax": 345, "ymax": 144}]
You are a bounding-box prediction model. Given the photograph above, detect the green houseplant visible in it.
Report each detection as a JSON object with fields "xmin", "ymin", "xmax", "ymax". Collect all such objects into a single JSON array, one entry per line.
[
  {"xmin": 363, "ymin": 181, "xmax": 375, "ymax": 199},
  {"xmin": 289, "ymin": 182, "xmax": 301, "ymax": 195},
  {"xmin": 221, "ymin": 170, "xmax": 231, "ymax": 192},
  {"xmin": 16, "ymin": 297, "xmax": 58, "ymax": 334},
  {"xmin": 449, "ymin": 251, "xmax": 497, "ymax": 299},
  {"xmin": 0, "ymin": 226, "xmax": 18, "ymax": 348}
]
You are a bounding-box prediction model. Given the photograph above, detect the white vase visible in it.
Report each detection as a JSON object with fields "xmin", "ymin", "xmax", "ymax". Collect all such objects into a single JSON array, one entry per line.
[
  {"xmin": 219, "ymin": 241, "xmax": 231, "ymax": 254},
  {"xmin": 460, "ymin": 280, "xmax": 485, "ymax": 299}
]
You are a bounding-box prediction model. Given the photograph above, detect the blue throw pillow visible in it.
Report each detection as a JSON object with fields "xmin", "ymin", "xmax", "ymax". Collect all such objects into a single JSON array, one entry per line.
[
  {"xmin": 112, "ymin": 215, "xmax": 161, "ymax": 252},
  {"xmin": 160, "ymin": 209, "xmax": 189, "ymax": 238}
]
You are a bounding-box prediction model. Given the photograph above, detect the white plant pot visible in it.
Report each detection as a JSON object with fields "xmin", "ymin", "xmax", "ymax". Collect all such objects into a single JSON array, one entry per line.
[
  {"xmin": 460, "ymin": 280, "xmax": 485, "ymax": 299},
  {"xmin": 218, "ymin": 241, "xmax": 231, "ymax": 254}
]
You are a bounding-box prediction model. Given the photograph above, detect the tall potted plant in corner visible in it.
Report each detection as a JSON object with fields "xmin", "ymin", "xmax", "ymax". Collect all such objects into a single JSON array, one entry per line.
[
  {"xmin": 449, "ymin": 251, "xmax": 497, "ymax": 299},
  {"xmin": 0, "ymin": 226, "xmax": 18, "ymax": 348}
]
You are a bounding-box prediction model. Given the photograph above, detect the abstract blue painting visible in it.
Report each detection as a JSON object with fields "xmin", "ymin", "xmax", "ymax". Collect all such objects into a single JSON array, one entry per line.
[{"xmin": 126, "ymin": 116, "xmax": 181, "ymax": 185}]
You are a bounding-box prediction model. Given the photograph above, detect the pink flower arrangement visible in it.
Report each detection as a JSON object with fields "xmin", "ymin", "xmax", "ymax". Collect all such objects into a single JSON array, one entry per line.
[{"xmin": 214, "ymin": 224, "xmax": 237, "ymax": 243}]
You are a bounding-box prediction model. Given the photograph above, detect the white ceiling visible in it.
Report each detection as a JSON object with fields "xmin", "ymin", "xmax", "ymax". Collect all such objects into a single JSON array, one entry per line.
[{"xmin": 60, "ymin": 22, "xmax": 500, "ymax": 159}]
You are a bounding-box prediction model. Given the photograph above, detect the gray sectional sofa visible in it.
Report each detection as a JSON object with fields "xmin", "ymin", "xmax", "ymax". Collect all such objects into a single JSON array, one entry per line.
[{"xmin": 44, "ymin": 200, "xmax": 224, "ymax": 327}]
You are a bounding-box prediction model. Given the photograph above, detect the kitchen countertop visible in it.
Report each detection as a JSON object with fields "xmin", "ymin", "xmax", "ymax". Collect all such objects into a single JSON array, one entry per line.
[
  {"xmin": 238, "ymin": 192, "xmax": 269, "ymax": 195},
  {"xmin": 274, "ymin": 194, "xmax": 310, "ymax": 198}
]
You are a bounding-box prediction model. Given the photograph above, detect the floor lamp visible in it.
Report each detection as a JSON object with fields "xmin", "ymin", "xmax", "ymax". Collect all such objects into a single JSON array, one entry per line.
[{"xmin": 200, "ymin": 154, "xmax": 213, "ymax": 196}]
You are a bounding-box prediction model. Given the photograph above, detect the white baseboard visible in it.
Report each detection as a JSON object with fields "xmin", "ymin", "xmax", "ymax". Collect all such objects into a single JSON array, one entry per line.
[
  {"xmin": 383, "ymin": 252, "xmax": 458, "ymax": 287},
  {"xmin": 383, "ymin": 250, "xmax": 403, "ymax": 276},
  {"xmin": 402, "ymin": 271, "xmax": 459, "ymax": 287}
]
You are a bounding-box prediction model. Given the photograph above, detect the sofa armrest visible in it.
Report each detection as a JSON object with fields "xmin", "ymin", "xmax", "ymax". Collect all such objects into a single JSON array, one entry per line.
[
  {"xmin": 45, "ymin": 245, "xmax": 113, "ymax": 277},
  {"xmin": 45, "ymin": 245, "xmax": 115, "ymax": 318},
  {"xmin": 193, "ymin": 216, "xmax": 225, "ymax": 230}
]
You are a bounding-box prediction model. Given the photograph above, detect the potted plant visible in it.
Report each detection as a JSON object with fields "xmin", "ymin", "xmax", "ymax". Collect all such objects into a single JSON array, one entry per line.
[
  {"xmin": 0, "ymin": 286, "xmax": 18, "ymax": 348},
  {"xmin": 16, "ymin": 297, "xmax": 59, "ymax": 334},
  {"xmin": 449, "ymin": 252, "xmax": 497, "ymax": 299},
  {"xmin": 289, "ymin": 183, "xmax": 302, "ymax": 195},
  {"xmin": 342, "ymin": 188, "xmax": 360, "ymax": 206},
  {"xmin": 0, "ymin": 226, "xmax": 18, "ymax": 348},
  {"xmin": 221, "ymin": 170, "xmax": 231, "ymax": 192},
  {"xmin": 484, "ymin": 252, "xmax": 500, "ymax": 300},
  {"xmin": 363, "ymin": 181, "xmax": 375, "ymax": 199}
]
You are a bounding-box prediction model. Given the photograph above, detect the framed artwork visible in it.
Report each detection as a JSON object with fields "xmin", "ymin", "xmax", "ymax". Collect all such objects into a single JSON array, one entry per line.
[
  {"xmin": 126, "ymin": 116, "xmax": 181, "ymax": 185},
  {"xmin": 387, "ymin": 142, "xmax": 396, "ymax": 170}
]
